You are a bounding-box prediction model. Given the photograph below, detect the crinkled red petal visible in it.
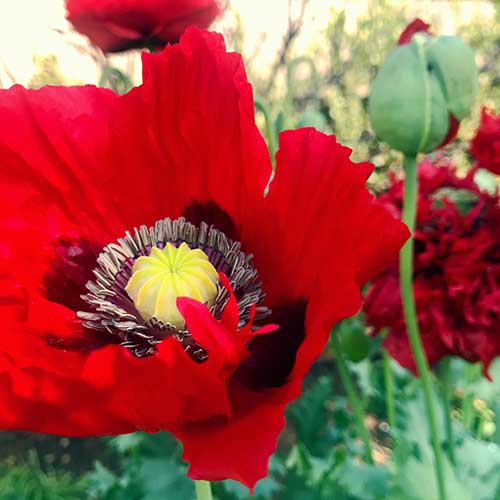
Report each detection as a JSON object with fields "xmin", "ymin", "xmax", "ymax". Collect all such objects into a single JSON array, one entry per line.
[
  {"xmin": 470, "ymin": 107, "xmax": 500, "ymax": 175},
  {"xmin": 173, "ymin": 128, "xmax": 408, "ymax": 489},
  {"xmin": 0, "ymin": 29, "xmax": 408, "ymax": 489}
]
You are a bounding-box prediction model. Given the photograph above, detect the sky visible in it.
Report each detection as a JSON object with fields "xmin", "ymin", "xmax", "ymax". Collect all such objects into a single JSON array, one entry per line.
[{"xmin": 0, "ymin": 0, "xmax": 494, "ymax": 88}]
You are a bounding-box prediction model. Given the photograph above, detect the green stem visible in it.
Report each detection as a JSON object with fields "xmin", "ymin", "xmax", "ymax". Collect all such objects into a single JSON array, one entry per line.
[
  {"xmin": 462, "ymin": 393, "xmax": 475, "ymax": 429},
  {"xmin": 382, "ymin": 349, "xmax": 396, "ymax": 429},
  {"xmin": 494, "ymin": 476, "xmax": 500, "ymax": 500},
  {"xmin": 332, "ymin": 332, "xmax": 373, "ymax": 464},
  {"xmin": 195, "ymin": 481, "xmax": 213, "ymax": 500},
  {"xmin": 255, "ymin": 98, "xmax": 278, "ymax": 196},
  {"xmin": 440, "ymin": 358, "xmax": 456, "ymax": 465},
  {"xmin": 254, "ymin": 98, "xmax": 277, "ymax": 169},
  {"xmin": 400, "ymin": 155, "xmax": 447, "ymax": 500}
]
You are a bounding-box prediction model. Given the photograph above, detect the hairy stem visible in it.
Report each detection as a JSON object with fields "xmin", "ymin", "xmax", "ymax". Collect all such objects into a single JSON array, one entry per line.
[
  {"xmin": 383, "ymin": 349, "xmax": 396, "ymax": 429},
  {"xmin": 195, "ymin": 481, "xmax": 213, "ymax": 500},
  {"xmin": 400, "ymin": 155, "xmax": 447, "ymax": 500},
  {"xmin": 332, "ymin": 332, "xmax": 373, "ymax": 464},
  {"xmin": 440, "ymin": 357, "xmax": 456, "ymax": 464}
]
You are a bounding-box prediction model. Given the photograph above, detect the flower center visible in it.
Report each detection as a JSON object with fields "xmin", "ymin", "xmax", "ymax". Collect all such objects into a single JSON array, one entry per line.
[
  {"xmin": 125, "ymin": 242, "xmax": 219, "ymax": 329},
  {"xmin": 74, "ymin": 217, "xmax": 271, "ymax": 360}
]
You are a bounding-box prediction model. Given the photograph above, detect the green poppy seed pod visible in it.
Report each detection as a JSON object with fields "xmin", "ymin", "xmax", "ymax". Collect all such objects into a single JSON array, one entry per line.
[{"xmin": 368, "ymin": 20, "xmax": 478, "ymax": 156}]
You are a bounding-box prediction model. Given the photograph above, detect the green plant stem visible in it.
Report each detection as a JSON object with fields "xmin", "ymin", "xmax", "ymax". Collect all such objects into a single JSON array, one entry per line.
[
  {"xmin": 254, "ymin": 98, "xmax": 277, "ymax": 168},
  {"xmin": 462, "ymin": 393, "xmax": 475, "ymax": 429},
  {"xmin": 382, "ymin": 349, "xmax": 396, "ymax": 429},
  {"xmin": 195, "ymin": 481, "xmax": 213, "ymax": 500},
  {"xmin": 332, "ymin": 332, "xmax": 373, "ymax": 464},
  {"xmin": 400, "ymin": 155, "xmax": 447, "ymax": 500},
  {"xmin": 494, "ymin": 476, "xmax": 500, "ymax": 500},
  {"xmin": 440, "ymin": 358, "xmax": 456, "ymax": 465}
]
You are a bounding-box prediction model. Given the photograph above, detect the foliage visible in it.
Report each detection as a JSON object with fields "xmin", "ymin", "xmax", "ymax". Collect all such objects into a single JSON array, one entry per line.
[
  {"xmin": 0, "ymin": 451, "xmax": 86, "ymax": 500},
  {"xmin": 245, "ymin": 0, "xmax": 499, "ymax": 187},
  {"xmin": 28, "ymin": 55, "xmax": 67, "ymax": 89},
  {"xmin": 0, "ymin": 2, "xmax": 497, "ymax": 500}
]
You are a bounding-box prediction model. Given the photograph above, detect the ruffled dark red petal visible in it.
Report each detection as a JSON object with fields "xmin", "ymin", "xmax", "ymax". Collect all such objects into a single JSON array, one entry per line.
[
  {"xmin": 66, "ymin": 0, "xmax": 220, "ymax": 52},
  {"xmin": 364, "ymin": 160, "xmax": 500, "ymax": 375},
  {"xmin": 470, "ymin": 107, "xmax": 500, "ymax": 175}
]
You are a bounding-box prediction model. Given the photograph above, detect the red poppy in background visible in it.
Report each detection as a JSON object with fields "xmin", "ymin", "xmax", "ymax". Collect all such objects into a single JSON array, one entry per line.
[
  {"xmin": 470, "ymin": 107, "xmax": 500, "ymax": 175},
  {"xmin": 397, "ymin": 18, "xmax": 431, "ymax": 45},
  {"xmin": 364, "ymin": 160, "xmax": 500, "ymax": 375},
  {"xmin": 66, "ymin": 0, "xmax": 220, "ymax": 52},
  {"xmin": 0, "ymin": 28, "xmax": 408, "ymax": 489},
  {"xmin": 397, "ymin": 18, "xmax": 460, "ymax": 148}
]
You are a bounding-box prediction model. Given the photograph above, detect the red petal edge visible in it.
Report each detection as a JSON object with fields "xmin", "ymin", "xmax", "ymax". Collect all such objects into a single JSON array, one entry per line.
[{"xmin": 398, "ymin": 18, "xmax": 431, "ymax": 45}]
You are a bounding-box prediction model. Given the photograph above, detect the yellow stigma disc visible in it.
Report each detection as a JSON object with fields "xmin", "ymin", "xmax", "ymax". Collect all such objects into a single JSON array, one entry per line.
[{"xmin": 125, "ymin": 242, "xmax": 219, "ymax": 329}]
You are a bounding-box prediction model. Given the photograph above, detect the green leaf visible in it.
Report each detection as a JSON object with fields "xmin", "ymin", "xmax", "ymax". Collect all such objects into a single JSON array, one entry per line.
[
  {"xmin": 390, "ymin": 389, "xmax": 500, "ymax": 500},
  {"xmin": 0, "ymin": 451, "xmax": 86, "ymax": 500},
  {"xmin": 389, "ymin": 396, "xmax": 470, "ymax": 500},
  {"xmin": 334, "ymin": 460, "xmax": 389, "ymax": 500},
  {"xmin": 222, "ymin": 476, "xmax": 281, "ymax": 500},
  {"xmin": 474, "ymin": 169, "xmax": 499, "ymax": 195},
  {"xmin": 288, "ymin": 377, "xmax": 333, "ymax": 456},
  {"xmin": 138, "ymin": 458, "xmax": 194, "ymax": 500},
  {"xmin": 432, "ymin": 187, "xmax": 479, "ymax": 215},
  {"xmin": 454, "ymin": 436, "xmax": 500, "ymax": 500},
  {"xmin": 337, "ymin": 320, "xmax": 370, "ymax": 363},
  {"xmin": 86, "ymin": 461, "xmax": 117, "ymax": 497},
  {"xmin": 109, "ymin": 433, "xmax": 144, "ymax": 454},
  {"xmin": 452, "ymin": 357, "xmax": 500, "ymax": 404}
]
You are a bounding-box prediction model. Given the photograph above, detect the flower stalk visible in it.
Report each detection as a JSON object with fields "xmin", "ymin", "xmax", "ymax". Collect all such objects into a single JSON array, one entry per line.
[
  {"xmin": 254, "ymin": 98, "xmax": 278, "ymax": 170},
  {"xmin": 331, "ymin": 331, "xmax": 373, "ymax": 464},
  {"xmin": 195, "ymin": 480, "xmax": 213, "ymax": 500},
  {"xmin": 440, "ymin": 357, "xmax": 456, "ymax": 464},
  {"xmin": 382, "ymin": 349, "xmax": 396, "ymax": 429},
  {"xmin": 400, "ymin": 154, "xmax": 447, "ymax": 500}
]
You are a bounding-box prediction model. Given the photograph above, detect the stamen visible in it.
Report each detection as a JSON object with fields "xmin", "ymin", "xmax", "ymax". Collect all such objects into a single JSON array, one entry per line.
[{"xmin": 77, "ymin": 217, "xmax": 271, "ymax": 360}]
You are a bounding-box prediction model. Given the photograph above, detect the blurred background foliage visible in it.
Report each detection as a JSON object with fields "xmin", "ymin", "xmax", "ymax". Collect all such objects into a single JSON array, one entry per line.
[
  {"xmin": 245, "ymin": 0, "xmax": 499, "ymax": 190},
  {"xmin": 1, "ymin": 1, "xmax": 499, "ymax": 499}
]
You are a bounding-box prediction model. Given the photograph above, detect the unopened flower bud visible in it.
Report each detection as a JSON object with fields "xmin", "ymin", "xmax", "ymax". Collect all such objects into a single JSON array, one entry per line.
[{"xmin": 368, "ymin": 19, "xmax": 477, "ymax": 155}]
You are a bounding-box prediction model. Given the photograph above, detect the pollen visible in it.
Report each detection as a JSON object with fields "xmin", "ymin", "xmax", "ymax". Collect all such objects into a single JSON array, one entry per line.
[{"xmin": 125, "ymin": 242, "xmax": 219, "ymax": 329}]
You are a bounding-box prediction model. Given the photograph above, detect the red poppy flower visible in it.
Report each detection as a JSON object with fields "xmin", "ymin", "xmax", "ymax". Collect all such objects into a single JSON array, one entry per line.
[
  {"xmin": 0, "ymin": 28, "xmax": 408, "ymax": 489},
  {"xmin": 397, "ymin": 18, "xmax": 460, "ymax": 148},
  {"xmin": 364, "ymin": 160, "xmax": 500, "ymax": 375},
  {"xmin": 66, "ymin": 0, "xmax": 220, "ymax": 52},
  {"xmin": 470, "ymin": 107, "xmax": 500, "ymax": 175}
]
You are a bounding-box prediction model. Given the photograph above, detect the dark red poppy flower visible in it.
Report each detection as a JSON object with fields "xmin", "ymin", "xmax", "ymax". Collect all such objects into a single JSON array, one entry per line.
[
  {"xmin": 364, "ymin": 160, "xmax": 500, "ymax": 375},
  {"xmin": 470, "ymin": 107, "xmax": 500, "ymax": 175},
  {"xmin": 0, "ymin": 28, "xmax": 408, "ymax": 489},
  {"xmin": 397, "ymin": 18, "xmax": 460, "ymax": 148},
  {"xmin": 66, "ymin": 0, "xmax": 220, "ymax": 52}
]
